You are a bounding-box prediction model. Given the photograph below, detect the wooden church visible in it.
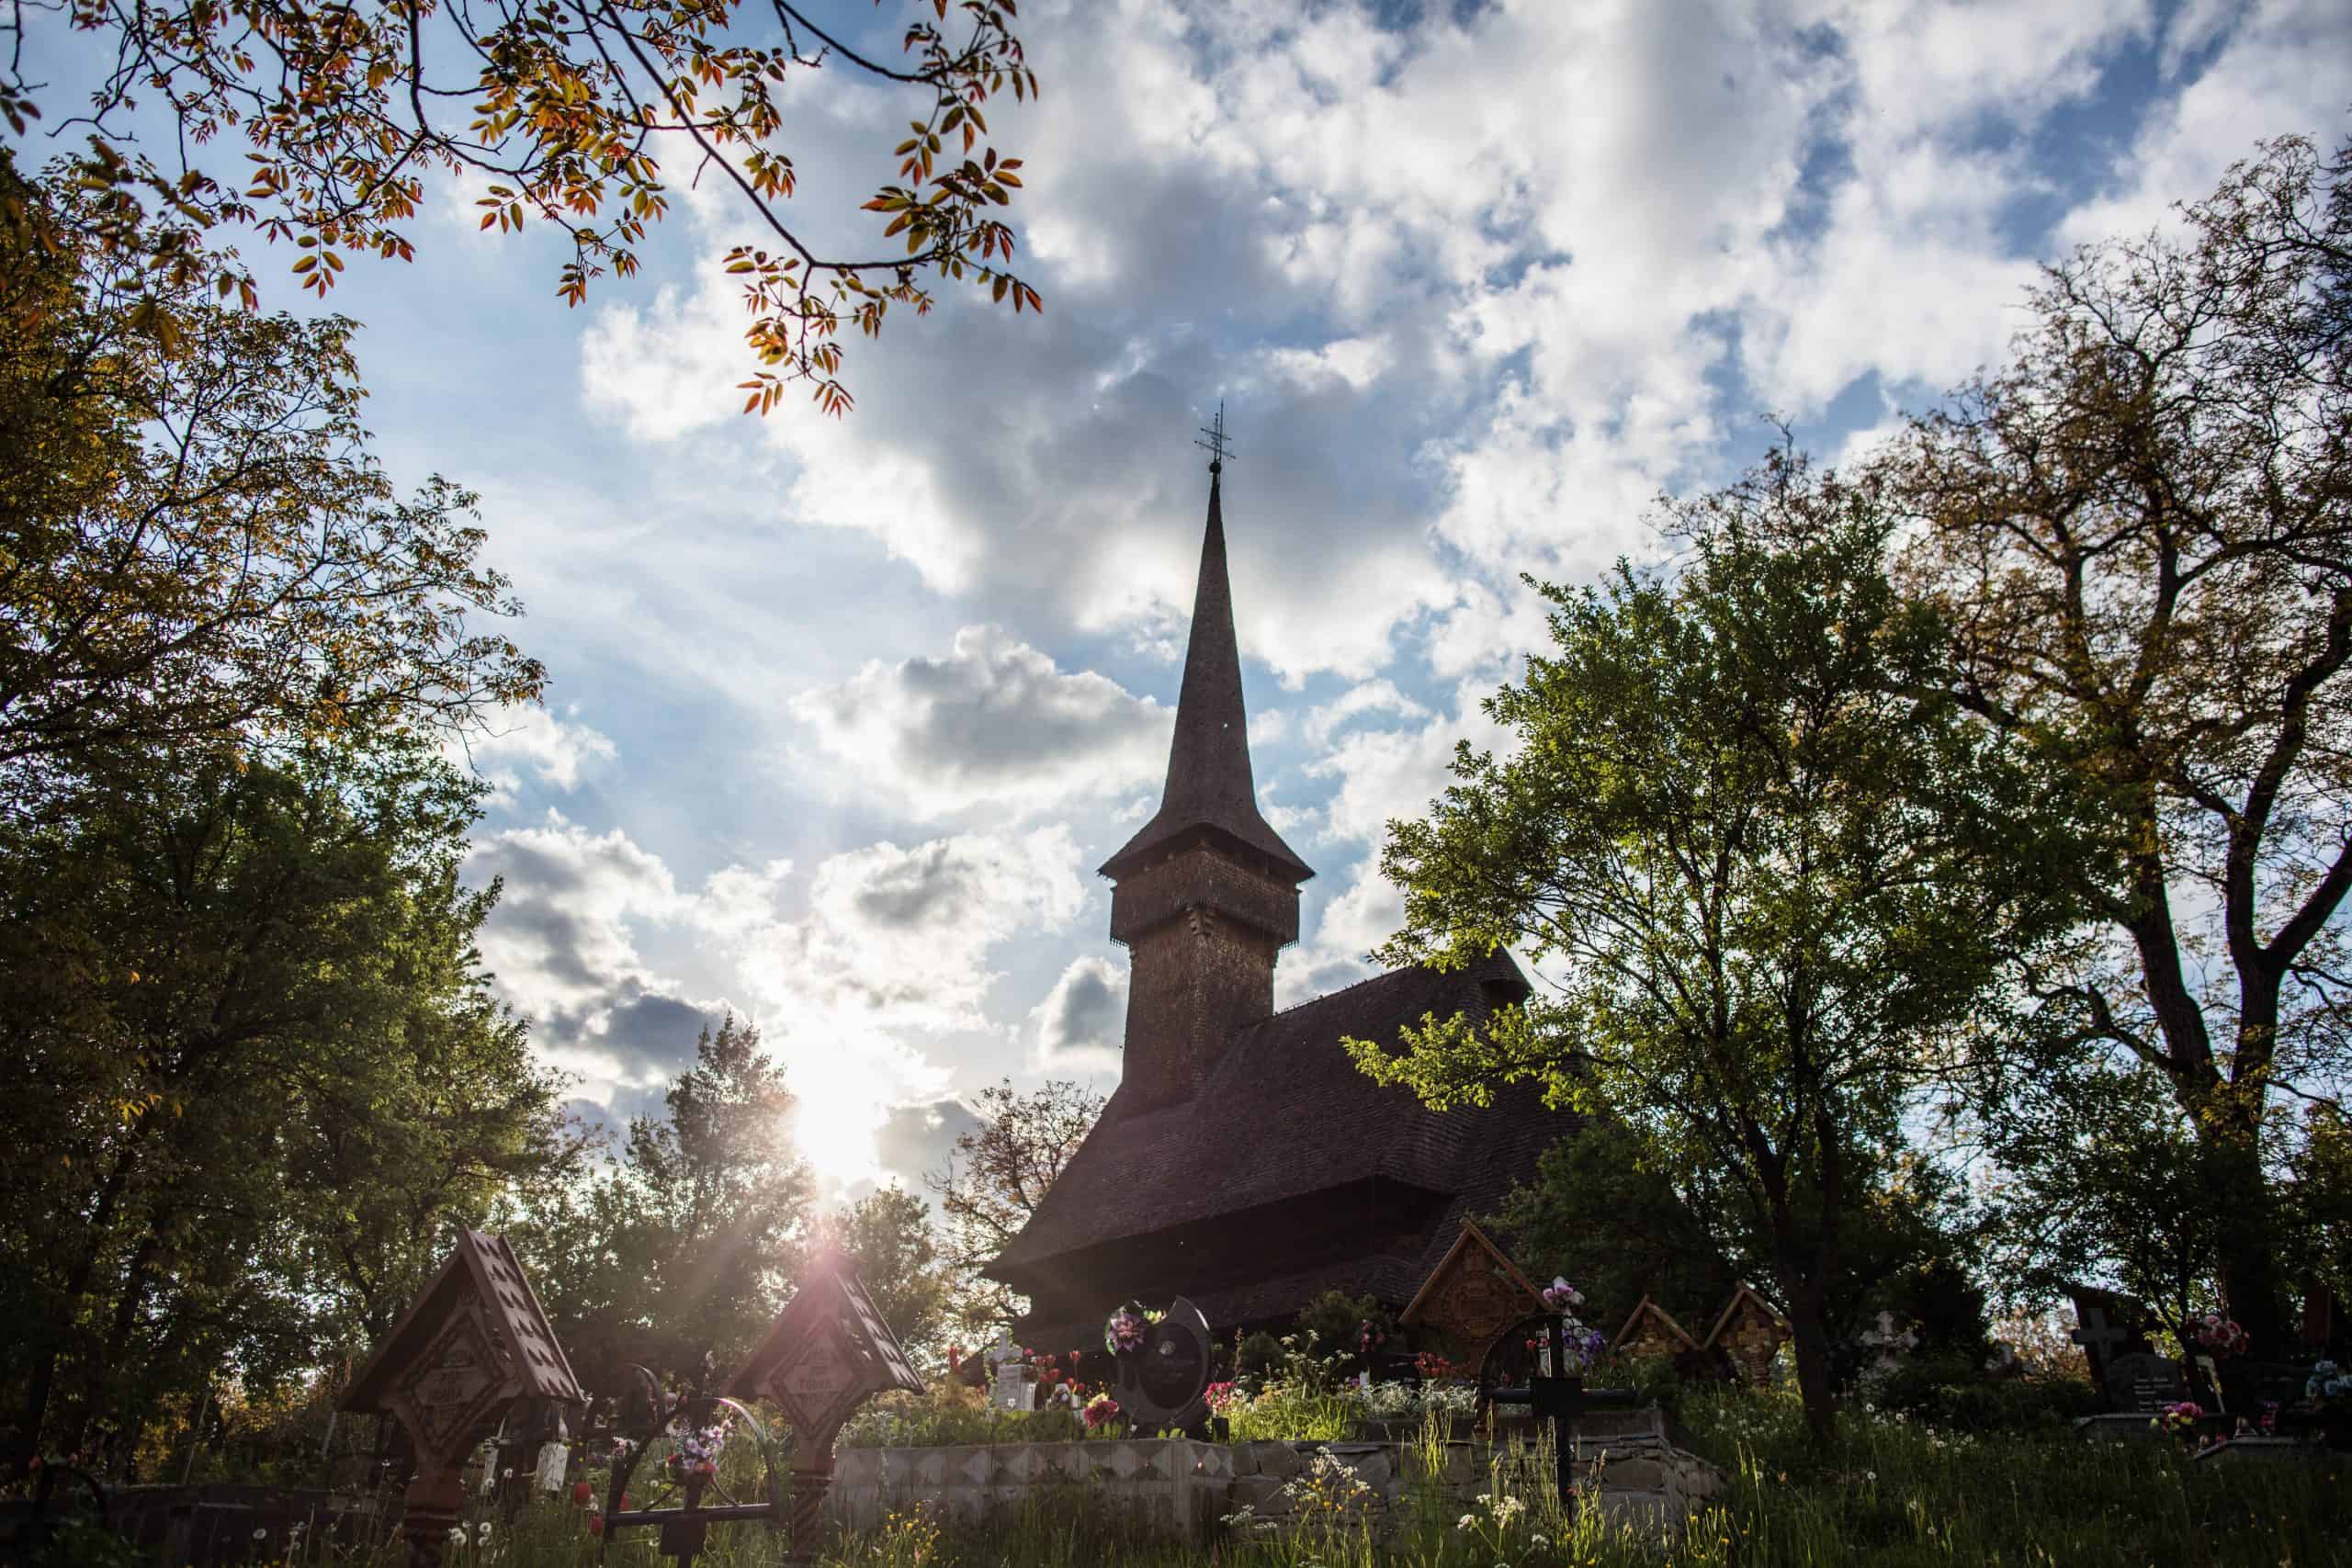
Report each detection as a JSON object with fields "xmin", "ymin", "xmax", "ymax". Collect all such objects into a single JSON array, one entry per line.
[{"xmin": 983, "ymin": 448, "xmax": 1563, "ymax": 1351}]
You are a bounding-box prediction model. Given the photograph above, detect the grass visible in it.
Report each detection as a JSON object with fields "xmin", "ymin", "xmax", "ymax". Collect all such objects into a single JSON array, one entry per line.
[{"xmin": 32, "ymin": 1388, "xmax": 2346, "ymax": 1568}]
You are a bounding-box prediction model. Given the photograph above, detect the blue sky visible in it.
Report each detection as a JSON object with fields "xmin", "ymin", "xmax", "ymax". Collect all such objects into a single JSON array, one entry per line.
[{"xmin": 17, "ymin": 0, "xmax": 2349, "ymax": 1198}]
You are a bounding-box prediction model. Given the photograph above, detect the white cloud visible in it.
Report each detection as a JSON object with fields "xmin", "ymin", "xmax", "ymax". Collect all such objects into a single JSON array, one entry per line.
[
  {"xmin": 1028, "ymin": 954, "xmax": 1126, "ymax": 1074},
  {"xmin": 467, "ymin": 813, "xmax": 1087, "ymax": 1189},
  {"xmin": 787, "ymin": 626, "xmax": 1170, "ymax": 818},
  {"xmin": 457, "ymin": 705, "xmax": 619, "ymax": 804}
]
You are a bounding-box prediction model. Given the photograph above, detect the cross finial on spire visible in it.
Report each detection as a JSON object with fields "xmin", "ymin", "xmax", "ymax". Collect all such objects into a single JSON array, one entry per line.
[{"xmin": 1195, "ymin": 400, "xmax": 1235, "ymax": 473}]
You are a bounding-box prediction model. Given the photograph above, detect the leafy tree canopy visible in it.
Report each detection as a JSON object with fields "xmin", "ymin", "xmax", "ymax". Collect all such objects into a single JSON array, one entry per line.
[
  {"xmin": 924, "ymin": 1076, "xmax": 1102, "ymax": 1339},
  {"xmin": 2, "ymin": 0, "xmax": 1041, "ymax": 414},
  {"xmin": 0, "ymin": 152, "xmax": 542, "ymax": 803},
  {"xmin": 1349, "ymin": 452, "xmax": 2091, "ymax": 1436},
  {"xmin": 1885, "ymin": 130, "xmax": 2352, "ymax": 1346}
]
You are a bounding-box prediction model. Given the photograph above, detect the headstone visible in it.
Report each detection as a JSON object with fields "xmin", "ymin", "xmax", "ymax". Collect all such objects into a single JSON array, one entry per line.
[
  {"xmin": 2103, "ymin": 1351, "xmax": 2188, "ymax": 1415},
  {"xmin": 2066, "ymin": 1286, "xmax": 2156, "ymax": 1394},
  {"xmin": 1858, "ymin": 1310, "xmax": 1918, "ymax": 1376},
  {"xmin": 533, "ymin": 1439, "xmax": 568, "ymax": 1493},
  {"xmin": 1109, "ymin": 1297, "xmax": 1213, "ymax": 1432},
  {"xmin": 2301, "ymin": 1277, "xmax": 2336, "ymax": 1350},
  {"xmin": 727, "ymin": 1249, "xmax": 924, "ymax": 1562},
  {"xmin": 1703, "ymin": 1285, "xmax": 1790, "ymax": 1387},
  {"xmin": 1609, "ymin": 1297, "xmax": 1699, "ymax": 1362},
  {"xmin": 989, "ymin": 1345, "xmax": 1036, "ymax": 1413},
  {"xmin": 339, "ymin": 1230, "xmax": 584, "ymax": 1568},
  {"xmin": 1399, "ymin": 1221, "xmax": 1544, "ymax": 1367}
]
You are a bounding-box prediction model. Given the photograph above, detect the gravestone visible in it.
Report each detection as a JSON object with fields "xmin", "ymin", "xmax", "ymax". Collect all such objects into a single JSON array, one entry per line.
[
  {"xmin": 986, "ymin": 1334, "xmax": 1035, "ymax": 1413},
  {"xmin": 1109, "ymin": 1298, "xmax": 1214, "ymax": 1432},
  {"xmin": 1703, "ymin": 1285, "xmax": 1790, "ymax": 1387},
  {"xmin": 1609, "ymin": 1297, "xmax": 1698, "ymax": 1362},
  {"xmin": 1858, "ymin": 1311, "xmax": 1918, "ymax": 1378},
  {"xmin": 339, "ymin": 1230, "xmax": 584, "ymax": 1568},
  {"xmin": 2103, "ymin": 1351, "xmax": 2188, "ymax": 1414},
  {"xmin": 727, "ymin": 1249, "xmax": 924, "ymax": 1561},
  {"xmin": 1399, "ymin": 1221, "xmax": 1544, "ymax": 1367},
  {"xmin": 2066, "ymin": 1286, "xmax": 2156, "ymax": 1394}
]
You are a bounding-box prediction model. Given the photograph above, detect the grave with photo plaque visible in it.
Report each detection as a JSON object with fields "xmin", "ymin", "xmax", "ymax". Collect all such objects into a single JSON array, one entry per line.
[{"xmin": 1106, "ymin": 1298, "xmax": 1214, "ymax": 1433}]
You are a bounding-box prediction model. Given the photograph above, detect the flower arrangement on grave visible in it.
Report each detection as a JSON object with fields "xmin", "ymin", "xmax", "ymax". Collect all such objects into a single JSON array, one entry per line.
[
  {"xmin": 1204, "ymin": 1381, "xmax": 1245, "ymax": 1418},
  {"xmin": 1358, "ymin": 1319, "xmax": 1388, "ymax": 1358},
  {"xmin": 1082, "ymin": 1392, "xmax": 1124, "ymax": 1431},
  {"xmin": 2192, "ymin": 1312, "xmax": 2250, "ymax": 1359},
  {"xmin": 664, "ymin": 1415, "xmax": 730, "ymax": 1481},
  {"xmin": 2152, "ymin": 1399, "xmax": 2203, "ymax": 1436},
  {"xmin": 1521, "ymin": 1278, "xmax": 1608, "ymax": 1372},
  {"xmin": 1415, "ymin": 1350, "xmax": 1471, "ymax": 1381},
  {"xmin": 1106, "ymin": 1303, "xmax": 1148, "ymax": 1355}
]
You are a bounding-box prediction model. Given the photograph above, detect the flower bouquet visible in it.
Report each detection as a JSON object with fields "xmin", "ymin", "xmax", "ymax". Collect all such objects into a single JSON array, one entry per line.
[
  {"xmin": 1105, "ymin": 1303, "xmax": 1148, "ymax": 1356},
  {"xmin": 2192, "ymin": 1312, "xmax": 2250, "ymax": 1359},
  {"xmin": 2152, "ymin": 1399, "xmax": 2203, "ymax": 1438}
]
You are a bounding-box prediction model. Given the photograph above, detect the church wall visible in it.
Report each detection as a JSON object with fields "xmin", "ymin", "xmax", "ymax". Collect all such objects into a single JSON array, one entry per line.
[{"xmin": 1120, "ymin": 906, "xmax": 1283, "ymax": 1111}]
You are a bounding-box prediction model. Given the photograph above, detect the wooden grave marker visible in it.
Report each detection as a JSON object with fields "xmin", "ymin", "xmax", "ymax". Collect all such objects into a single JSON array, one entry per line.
[
  {"xmin": 1702, "ymin": 1283, "xmax": 1791, "ymax": 1387},
  {"xmin": 1610, "ymin": 1296, "xmax": 1700, "ymax": 1362},
  {"xmin": 727, "ymin": 1250, "xmax": 923, "ymax": 1561},
  {"xmin": 1401, "ymin": 1220, "xmax": 1544, "ymax": 1368},
  {"xmin": 340, "ymin": 1231, "xmax": 583, "ymax": 1568}
]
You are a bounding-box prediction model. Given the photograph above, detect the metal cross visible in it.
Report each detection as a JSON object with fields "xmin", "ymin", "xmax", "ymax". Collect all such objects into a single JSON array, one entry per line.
[{"xmin": 1195, "ymin": 401, "xmax": 1236, "ymax": 471}]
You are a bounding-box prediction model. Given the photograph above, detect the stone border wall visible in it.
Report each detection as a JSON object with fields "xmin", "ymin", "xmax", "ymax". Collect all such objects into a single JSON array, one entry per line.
[{"xmin": 828, "ymin": 1408, "xmax": 1724, "ymax": 1543}]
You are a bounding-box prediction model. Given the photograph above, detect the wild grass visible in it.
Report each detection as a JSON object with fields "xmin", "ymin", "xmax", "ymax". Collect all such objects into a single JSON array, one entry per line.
[{"xmin": 40, "ymin": 1388, "xmax": 2346, "ymax": 1568}]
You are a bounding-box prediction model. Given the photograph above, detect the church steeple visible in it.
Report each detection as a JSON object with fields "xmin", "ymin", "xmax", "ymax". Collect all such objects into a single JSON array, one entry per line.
[
  {"xmin": 1102, "ymin": 433, "xmax": 1312, "ymax": 1114},
  {"xmin": 1100, "ymin": 452, "xmax": 1312, "ymax": 884}
]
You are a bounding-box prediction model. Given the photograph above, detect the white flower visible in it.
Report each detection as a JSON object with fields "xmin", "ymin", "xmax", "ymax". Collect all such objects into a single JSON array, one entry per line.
[
  {"xmin": 252, "ymin": 1528, "xmax": 268, "ymax": 1540},
  {"xmin": 447, "ymin": 1527, "xmax": 468, "ymax": 1544},
  {"xmin": 1530, "ymin": 1533, "xmax": 1550, "ymax": 1548},
  {"xmin": 1865, "ymin": 1470, "xmax": 1877, "ymax": 1482},
  {"xmin": 1457, "ymin": 1514, "xmax": 1478, "ymax": 1531},
  {"xmin": 477, "ymin": 1522, "xmax": 493, "ymax": 1542},
  {"xmin": 501, "ymin": 1467, "xmax": 514, "ymax": 1479}
]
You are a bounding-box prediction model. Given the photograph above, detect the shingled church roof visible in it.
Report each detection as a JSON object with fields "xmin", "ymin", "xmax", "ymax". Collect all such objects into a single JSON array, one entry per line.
[
  {"xmin": 1099, "ymin": 466, "xmax": 1312, "ymax": 885},
  {"xmin": 988, "ymin": 950, "xmax": 1543, "ymax": 1278}
]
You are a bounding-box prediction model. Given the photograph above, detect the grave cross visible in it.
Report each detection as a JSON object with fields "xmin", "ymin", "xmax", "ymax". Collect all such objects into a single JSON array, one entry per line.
[
  {"xmin": 2071, "ymin": 1305, "xmax": 2135, "ymax": 1368},
  {"xmin": 1487, "ymin": 1314, "xmax": 1643, "ymax": 1506}
]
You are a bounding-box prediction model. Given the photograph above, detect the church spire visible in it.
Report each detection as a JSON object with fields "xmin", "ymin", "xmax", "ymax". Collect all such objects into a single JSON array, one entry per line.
[{"xmin": 1099, "ymin": 436, "xmax": 1312, "ymax": 885}]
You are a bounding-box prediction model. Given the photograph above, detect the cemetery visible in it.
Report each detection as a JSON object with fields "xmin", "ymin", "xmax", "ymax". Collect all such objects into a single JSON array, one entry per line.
[
  {"xmin": 4, "ymin": 1, "xmax": 2351, "ymax": 1565},
  {"xmin": 6, "ymin": 1222, "xmax": 2346, "ymax": 1568}
]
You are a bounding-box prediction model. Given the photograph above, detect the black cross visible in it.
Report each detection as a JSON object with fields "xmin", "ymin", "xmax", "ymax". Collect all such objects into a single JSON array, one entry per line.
[
  {"xmin": 1488, "ymin": 1317, "xmax": 1643, "ymax": 1506},
  {"xmin": 1195, "ymin": 401, "xmax": 1236, "ymax": 472}
]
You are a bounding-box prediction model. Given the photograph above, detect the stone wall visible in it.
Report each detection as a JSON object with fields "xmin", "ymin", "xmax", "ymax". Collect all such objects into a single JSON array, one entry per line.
[{"xmin": 828, "ymin": 1410, "xmax": 1724, "ymax": 1544}]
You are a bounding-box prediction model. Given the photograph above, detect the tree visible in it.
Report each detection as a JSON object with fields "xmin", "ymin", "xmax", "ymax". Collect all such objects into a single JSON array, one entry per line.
[
  {"xmin": 1491, "ymin": 1120, "xmax": 1741, "ymax": 1337},
  {"xmin": 6, "ymin": 0, "xmax": 1042, "ymax": 414},
  {"xmin": 924, "ymin": 1077, "xmax": 1102, "ymax": 1338},
  {"xmin": 814, "ymin": 1186, "xmax": 954, "ymax": 1365},
  {"xmin": 0, "ymin": 154, "xmax": 543, "ymax": 798},
  {"xmin": 515, "ymin": 1016, "xmax": 812, "ymax": 1384},
  {"xmin": 1348, "ymin": 454, "xmax": 2088, "ymax": 1438},
  {"xmin": 0, "ymin": 734, "xmax": 571, "ymax": 1472},
  {"xmin": 1886, "ymin": 131, "xmax": 2352, "ymax": 1348}
]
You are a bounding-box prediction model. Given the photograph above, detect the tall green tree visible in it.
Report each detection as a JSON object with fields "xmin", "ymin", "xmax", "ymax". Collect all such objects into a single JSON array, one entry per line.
[
  {"xmin": 0, "ymin": 152, "xmax": 543, "ymax": 798},
  {"xmin": 0, "ymin": 736, "xmax": 571, "ymax": 1472},
  {"xmin": 815, "ymin": 1185, "xmax": 956, "ymax": 1365},
  {"xmin": 1350, "ymin": 454, "xmax": 2088, "ymax": 1437},
  {"xmin": 1886, "ymin": 131, "xmax": 2352, "ymax": 1348},
  {"xmin": 516, "ymin": 1017, "xmax": 813, "ymax": 1384}
]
